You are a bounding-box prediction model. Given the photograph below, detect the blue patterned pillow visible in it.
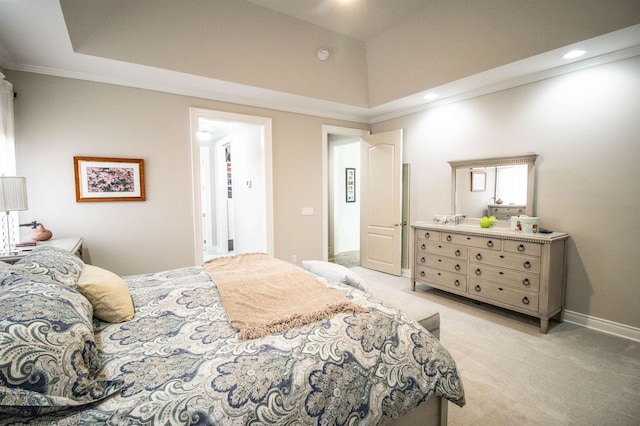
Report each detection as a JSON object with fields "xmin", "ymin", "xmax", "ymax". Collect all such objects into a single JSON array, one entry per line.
[
  {"xmin": 0, "ymin": 279, "xmax": 123, "ymax": 415},
  {"xmin": 13, "ymin": 247, "xmax": 84, "ymax": 287}
]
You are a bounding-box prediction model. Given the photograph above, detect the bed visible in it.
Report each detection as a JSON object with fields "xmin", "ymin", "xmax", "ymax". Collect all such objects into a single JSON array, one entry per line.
[{"xmin": 0, "ymin": 247, "xmax": 464, "ymax": 425}]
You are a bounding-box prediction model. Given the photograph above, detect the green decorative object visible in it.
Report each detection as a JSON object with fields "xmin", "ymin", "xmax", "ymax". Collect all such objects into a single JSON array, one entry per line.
[{"xmin": 480, "ymin": 216, "xmax": 492, "ymax": 228}]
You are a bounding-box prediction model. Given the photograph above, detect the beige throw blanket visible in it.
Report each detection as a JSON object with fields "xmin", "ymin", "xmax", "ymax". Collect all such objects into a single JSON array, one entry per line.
[{"xmin": 204, "ymin": 253, "xmax": 367, "ymax": 340}]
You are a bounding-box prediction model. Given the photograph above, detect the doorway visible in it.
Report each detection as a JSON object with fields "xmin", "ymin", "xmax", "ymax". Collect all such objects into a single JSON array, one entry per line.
[
  {"xmin": 190, "ymin": 108, "xmax": 274, "ymax": 265},
  {"xmin": 322, "ymin": 125, "xmax": 370, "ymax": 264},
  {"xmin": 329, "ymin": 134, "xmax": 361, "ymax": 267},
  {"xmin": 323, "ymin": 126, "xmax": 409, "ymax": 276}
]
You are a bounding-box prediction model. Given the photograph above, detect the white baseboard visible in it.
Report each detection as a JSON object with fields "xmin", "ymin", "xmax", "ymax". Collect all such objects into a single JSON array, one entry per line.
[
  {"xmin": 400, "ymin": 270, "xmax": 639, "ymax": 342},
  {"xmin": 564, "ymin": 310, "xmax": 640, "ymax": 343}
]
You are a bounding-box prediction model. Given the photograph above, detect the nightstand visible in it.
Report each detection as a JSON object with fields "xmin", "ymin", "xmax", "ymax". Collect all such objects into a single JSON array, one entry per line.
[{"xmin": 0, "ymin": 237, "xmax": 84, "ymax": 264}]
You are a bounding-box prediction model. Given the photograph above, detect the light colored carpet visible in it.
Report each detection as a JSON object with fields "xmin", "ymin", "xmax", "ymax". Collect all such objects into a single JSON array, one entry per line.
[
  {"xmin": 351, "ymin": 266, "xmax": 640, "ymax": 426},
  {"xmin": 333, "ymin": 250, "xmax": 360, "ymax": 268}
]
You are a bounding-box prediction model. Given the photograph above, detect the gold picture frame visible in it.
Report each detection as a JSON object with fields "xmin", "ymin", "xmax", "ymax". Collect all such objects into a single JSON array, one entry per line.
[{"xmin": 74, "ymin": 156, "xmax": 146, "ymax": 202}]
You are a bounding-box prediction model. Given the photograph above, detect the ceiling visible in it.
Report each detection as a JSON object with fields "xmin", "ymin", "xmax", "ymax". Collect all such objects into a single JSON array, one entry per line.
[
  {"xmin": 0, "ymin": 1, "xmax": 639, "ymax": 123},
  {"xmin": 245, "ymin": 0, "xmax": 429, "ymax": 41}
]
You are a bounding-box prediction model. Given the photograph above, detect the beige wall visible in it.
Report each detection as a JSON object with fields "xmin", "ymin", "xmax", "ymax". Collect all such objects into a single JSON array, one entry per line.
[
  {"xmin": 7, "ymin": 70, "xmax": 367, "ymax": 276},
  {"xmin": 372, "ymin": 55, "xmax": 640, "ymax": 328},
  {"xmin": 7, "ymin": 54, "xmax": 640, "ymax": 329}
]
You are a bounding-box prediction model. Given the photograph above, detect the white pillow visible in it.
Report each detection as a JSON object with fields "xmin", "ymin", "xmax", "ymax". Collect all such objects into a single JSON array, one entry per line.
[
  {"xmin": 0, "ymin": 260, "xmax": 9, "ymax": 270},
  {"xmin": 302, "ymin": 260, "xmax": 370, "ymax": 294}
]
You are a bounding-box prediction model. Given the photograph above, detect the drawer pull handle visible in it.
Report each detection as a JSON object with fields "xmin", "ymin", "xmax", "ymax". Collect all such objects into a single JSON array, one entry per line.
[
  {"xmin": 475, "ymin": 253, "xmax": 482, "ymax": 260},
  {"xmin": 475, "ymin": 285, "xmax": 481, "ymax": 292},
  {"xmin": 455, "ymin": 249, "xmax": 461, "ymax": 257},
  {"xmin": 438, "ymin": 245, "xmax": 443, "ymax": 248},
  {"xmin": 454, "ymin": 279, "xmax": 461, "ymax": 287},
  {"xmin": 455, "ymin": 264, "xmax": 461, "ymax": 271},
  {"xmin": 425, "ymin": 232, "xmax": 430, "ymax": 238},
  {"xmin": 500, "ymin": 255, "xmax": 504, "ymax": 259},
  {"xmin": 523, "ymin": 278, "xmax": 530, "ymax": 286},
  {"xmin": 522, "ymin": 297, "xmax": 530, "ymax": 305},
  {"xmin": 420, "ymin": 257, "xmax": 426, "ymax": 263},
  {"xmin": 437, "ymin": 272, "xmax": 442, "ymax": 276},
  {"xmin": 420, "ymin": 271, "xmax": 425, "ymax": 277},
  {"xmin": 499, "ymin": 287, "xmax": 503, "ymax": 291},
  {"xmin": 475, "ymin": 268, "xmax": 481, "ymax": 276},
  {"xmin": 421, "ymin": 244, "xmax": 426, "ymax": 250},
  {"xmin": 499, "ymin": 272, "xmax": 504, "ymax": 275},
  {"xmin": 487, "ymin": 240, "xmax": 494, "ymax": 248},
  {"xmin": 466, "ymin": 237, "xmax": 471, "ymax": 240},
  {"xmin": 517, "ymin": 244, "xmax": 525, "ymax": 252},
  {"xmin": 523, "ymin": 261, "xmax": 531, "ymax": 269},
  {"xmin": 446, "ymin": 235, "xmax": 452, "ymax": 242}
]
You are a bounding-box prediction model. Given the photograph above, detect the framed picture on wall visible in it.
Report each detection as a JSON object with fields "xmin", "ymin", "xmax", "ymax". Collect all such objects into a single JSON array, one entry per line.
[
  {"xmin": 74, "ymin": 156, "xmax": 146, "ymax": 202},
  {"xmin": 470, "ymin": 170, "xmax": 486, "ymax": 192},
  {"xmin": 346, "ymin": 168, "xmax": 356, "ymax": 202}
]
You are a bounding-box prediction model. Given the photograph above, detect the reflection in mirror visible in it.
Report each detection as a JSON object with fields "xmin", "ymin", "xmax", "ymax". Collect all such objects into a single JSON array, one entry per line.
[{"xmin": 449, "ymin": 153, "xmax": 537, "ymax": 220}]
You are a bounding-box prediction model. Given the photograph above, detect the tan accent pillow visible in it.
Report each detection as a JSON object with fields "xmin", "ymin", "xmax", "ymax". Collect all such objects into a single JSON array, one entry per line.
[{"xmin": 77, "ymin": 264, "xmax": 135, "ymax": 322}]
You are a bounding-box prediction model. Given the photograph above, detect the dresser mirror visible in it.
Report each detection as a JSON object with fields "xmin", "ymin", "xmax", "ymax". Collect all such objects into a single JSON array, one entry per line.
[{"xmin": 449, "ymin": 153, "xmax": 537, "ymax": 220}]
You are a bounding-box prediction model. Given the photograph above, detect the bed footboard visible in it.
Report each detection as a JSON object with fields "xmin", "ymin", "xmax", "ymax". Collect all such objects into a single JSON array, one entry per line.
[{"xmin": 387, "ymin": 396, "xmax": 448, "ymax": 426}]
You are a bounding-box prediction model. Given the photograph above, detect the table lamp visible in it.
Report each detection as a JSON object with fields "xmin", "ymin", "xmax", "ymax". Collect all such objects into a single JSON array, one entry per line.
[{"xmin": 0, "ymin": 176, "xmax": 28, "ymax": 255}]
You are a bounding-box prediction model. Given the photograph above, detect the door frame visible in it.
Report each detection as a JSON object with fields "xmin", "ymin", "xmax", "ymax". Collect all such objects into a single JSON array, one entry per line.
[
  {"xmin": 190, "ymin": 107, "xmax": 274, "ymax": 265},
  {"xmin": 322, "ymin": 125, "xmax": 370, "ymax": 261}
]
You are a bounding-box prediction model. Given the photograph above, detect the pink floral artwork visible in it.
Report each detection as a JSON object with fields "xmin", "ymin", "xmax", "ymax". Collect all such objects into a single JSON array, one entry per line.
[
  {"xmin": 74, "ymin": 156, "xmax": 145, "ymax": 202},
  {"xmin": 86, "ymin": 167, "xmax": 135, "ymax": 193}
]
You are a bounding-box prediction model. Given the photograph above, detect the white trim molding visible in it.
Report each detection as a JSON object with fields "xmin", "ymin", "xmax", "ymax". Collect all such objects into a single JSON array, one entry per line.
[{"xmin": 564, "ymin": 310, "xmax": 640, "ymax": 343}]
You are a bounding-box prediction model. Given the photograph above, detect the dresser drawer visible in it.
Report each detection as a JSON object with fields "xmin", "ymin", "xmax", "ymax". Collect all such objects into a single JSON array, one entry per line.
[
  {"xmin": 416, "ymin": 229, "xmax": 441, "ymax": 242},
  {"xmin": 503, "ymin": 240, "xmax": 542, "ymax": 257},
  {"xmin": 491, "ymin": 211, "xmax": 512, "ymax": 220},
  {"xmin": 416, "ymin": 266, "xmax": 467, "ymax": 291},
  {"xmin": 416, "ymin": 253, "xmax": 467, "ymax": 275},
  {"xmin": 469, "ymin": 263, "xmax": 540, "ymax": 291},
  {"xmin": 489, "ymin": 206, "xmax": 525, "ymax": 216},
  {"xmin": 470, "ymin": 279, "xmax": 539, "ymax": 313},
  {"xmin": 418, "ymin": 240, "xmax": 468, "ymax": 260},
  {"xmin": 470, "ymin": 248, "xmax": 541, "ymax": 274},
  {"xmin": 442, "ymin": 232, "xmax": 502, "ymax": 251}
]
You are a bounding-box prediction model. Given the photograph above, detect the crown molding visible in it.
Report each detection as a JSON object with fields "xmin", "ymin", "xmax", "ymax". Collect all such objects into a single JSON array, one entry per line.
[{"xmin": 6, "ymin": 45, "xmax": 640, "ymax": 125}]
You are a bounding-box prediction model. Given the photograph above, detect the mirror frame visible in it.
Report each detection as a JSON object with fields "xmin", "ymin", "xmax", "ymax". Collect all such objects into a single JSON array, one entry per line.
[{"xmin": 448, "ymin": 153, "xmax": 538, "ymax": 219}]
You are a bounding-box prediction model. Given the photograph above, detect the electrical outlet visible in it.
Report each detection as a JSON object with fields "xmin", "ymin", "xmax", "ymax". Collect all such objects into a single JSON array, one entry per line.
[{"xmin": 291, "ymin": 255, "xmax": 297, "ymax": 263}]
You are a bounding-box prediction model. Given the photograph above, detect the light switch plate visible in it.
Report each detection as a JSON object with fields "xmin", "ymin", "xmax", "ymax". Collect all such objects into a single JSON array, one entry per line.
[{"xmin": 301, "ymin": 207, "xmax": 314, "ymax": 216}]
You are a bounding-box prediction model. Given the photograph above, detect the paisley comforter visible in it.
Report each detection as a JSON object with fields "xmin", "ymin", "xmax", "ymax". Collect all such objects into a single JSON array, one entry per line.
[{"xmin": 1, "ymin": 254, "xmax": 464, "ymax": 425}]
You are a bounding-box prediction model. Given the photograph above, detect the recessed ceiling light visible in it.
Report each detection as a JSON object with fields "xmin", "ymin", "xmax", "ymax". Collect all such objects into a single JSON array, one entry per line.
[
  {"xmin": 563, "ymin": 49, "xmax": 587, "ymax": 60},
  {"xmin": 424, "ymin": 93, "xmax": 438, "ymax": 101}
]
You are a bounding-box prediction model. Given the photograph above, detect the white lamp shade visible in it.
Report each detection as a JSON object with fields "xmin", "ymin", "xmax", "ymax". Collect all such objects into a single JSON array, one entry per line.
[{"xmin": 0, "ymin": 176, "xmax": 28, "ymax": 211}]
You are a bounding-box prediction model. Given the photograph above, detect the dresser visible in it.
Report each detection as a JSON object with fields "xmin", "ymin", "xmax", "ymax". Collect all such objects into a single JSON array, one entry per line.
[
  {"xmin": 411, "ymin": 223, "xmax": 568, "ymax": 333},
  {"xmin": 488, "ymin": 204, "xmax": 526, "ymax": 220}
]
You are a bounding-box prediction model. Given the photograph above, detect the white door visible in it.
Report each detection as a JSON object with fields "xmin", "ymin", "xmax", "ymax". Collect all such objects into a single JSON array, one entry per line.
[{"xmin": 360, "ymin": 129, "xmax": 403, "ymax": 275}]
